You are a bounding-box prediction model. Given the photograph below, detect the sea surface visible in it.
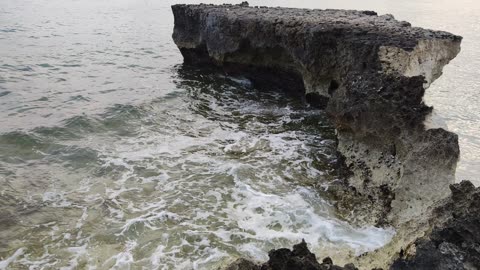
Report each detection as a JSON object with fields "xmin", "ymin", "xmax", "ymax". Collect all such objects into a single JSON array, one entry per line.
[{"xmin": 0, "ymin": 0, "xmax": 478, "ymax": 269}]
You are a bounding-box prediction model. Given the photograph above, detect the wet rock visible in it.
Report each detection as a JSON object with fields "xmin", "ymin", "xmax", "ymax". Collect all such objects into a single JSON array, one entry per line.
[
  {"xmin": 262, "ymin": 240, "xmax": 323, "ymax": 270},
  {"xmin": 171, "ymin": 4, "xmax": 462, "ymax": 226},
  {"xmin": 171, "ymin": 4, "xmax": 475, "ymax": 269},
  {"xmin": 225, "ymin": 240, "xmax": 362, "ymax": 270},
  {"xmin": 391, "ymin": 181, "xmax": 480, "ymax": 270}
]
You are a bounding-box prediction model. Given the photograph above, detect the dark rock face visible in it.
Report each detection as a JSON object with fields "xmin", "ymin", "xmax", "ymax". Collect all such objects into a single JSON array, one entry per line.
[
  {"xmin": 171, "ymin": 3, "xmax": 462, "ymax": 226},
  {"xmin": 391, "ymin": 181, "xmax": 480, "ymax": 270},
  {"xmin": 225, "ymin": 240, "xmax": 361, "ymax": 270}
]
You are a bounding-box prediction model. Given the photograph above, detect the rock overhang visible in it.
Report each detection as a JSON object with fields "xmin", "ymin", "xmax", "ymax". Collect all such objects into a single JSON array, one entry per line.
[{"xmin": 172, "ymin": 4, "xmax": 461, "ymax": 100}]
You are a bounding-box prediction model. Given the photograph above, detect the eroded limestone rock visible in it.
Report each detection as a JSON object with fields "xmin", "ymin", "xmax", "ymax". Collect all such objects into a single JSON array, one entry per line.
[{"xmin": 171, "ymin": 3, "xmax": 462, "ymax": 227}]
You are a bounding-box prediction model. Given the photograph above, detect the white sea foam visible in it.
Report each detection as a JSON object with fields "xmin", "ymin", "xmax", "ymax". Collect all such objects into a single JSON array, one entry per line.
[
  {"xmin": 0, "ymin": 248, "xmax": 24, "ymax": 270},
  {"xmin": 105, "ymin": 241, "xmax": 137, "ymax": 270},
  {"xmin": 60, "ymin": 244, "xmax": 88, "ymax": 270},
  {"xmin": 1, "ymin": 70, "xmax": 395, "ymax": 269}
]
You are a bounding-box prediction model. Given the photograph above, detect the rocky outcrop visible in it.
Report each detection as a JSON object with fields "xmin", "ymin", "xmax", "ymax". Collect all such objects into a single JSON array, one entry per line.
[
  {"xmin": 171, "ymin": 3, "xmax": 462, "ymax": 227},
  {"xmin": 224, "ymin": 240, "xmax": 361, "ymax": 270},
  {"xmin": 171, "ymin": 3, "xmax": 473, "ymax": 269},
  {"xmin": 391, "ymin": 181, "xmax": 480, "ymax": 270}
]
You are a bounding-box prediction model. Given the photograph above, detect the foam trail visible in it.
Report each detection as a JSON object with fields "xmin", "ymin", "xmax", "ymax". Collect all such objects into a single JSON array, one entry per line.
[
  {"xmin": 0, "ymin": 248, "xmax": 24, "ymax": 269},
  {"xmin": 0, "ymin": 66, "xmax": 394, "ymax": 269}
]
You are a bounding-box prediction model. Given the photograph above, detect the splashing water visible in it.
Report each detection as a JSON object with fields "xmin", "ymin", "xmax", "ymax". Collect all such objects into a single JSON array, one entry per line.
[{"xmin": 0, "ymin": 66, "xmax": 394, "ymax": 269}]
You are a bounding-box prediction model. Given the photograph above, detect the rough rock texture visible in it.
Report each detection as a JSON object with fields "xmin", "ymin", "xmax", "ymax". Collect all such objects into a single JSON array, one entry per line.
[
  {"xmin": 224, "ymin": 240, "xmax": 362, "ymax": 270},
  {"xmin": 171, "ymin": 3, "xmax": 462, "ymax": 226},
  {"xmin": 329, "ymin": 72, "xmax": 459, "ymax": 225},
  {"xmin": 391, "ymin": 181, "xmax": 480, "ymax": 270}
]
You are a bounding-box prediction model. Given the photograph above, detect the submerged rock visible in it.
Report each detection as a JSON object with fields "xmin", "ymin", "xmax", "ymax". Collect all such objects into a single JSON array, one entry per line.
[{"xmin": 224, "ymin": 240, "xmax": 361, "ymax": 270}]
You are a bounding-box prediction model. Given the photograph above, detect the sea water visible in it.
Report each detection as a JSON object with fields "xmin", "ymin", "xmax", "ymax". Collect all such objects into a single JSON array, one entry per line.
[{"xmin": 1, "ymin": 0, "xmax": 478, "ymax": 269}]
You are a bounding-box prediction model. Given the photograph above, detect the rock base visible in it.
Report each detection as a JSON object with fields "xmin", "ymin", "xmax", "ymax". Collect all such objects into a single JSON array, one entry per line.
[{"xmin": 224, "ymin": 240, "xmax": 361, "ymax": 270}]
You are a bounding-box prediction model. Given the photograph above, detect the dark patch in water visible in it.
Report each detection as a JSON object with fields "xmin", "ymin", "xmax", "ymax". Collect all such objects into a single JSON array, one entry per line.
[
  {"xmin": 62, "ymin": 115, "xmax": 101, "ymax": 133},
  {"xmin": 0, "ymin": 28, "xmax": 17, "ymax": 33},
  {"xmin": 101, "ymin": 104, "xmax": 146, "ymax": 122},
  {"xmin": 0, "ymin": 131, "xmax": 54, "ymax": 162},
  {"xmin": 0, "ymin": 129, "xmax": 100, "ymax": 169},
  {"xmin": 47, "ymin": 146, "xmax": 100, "ymax": 169},
  {"xmin": 37, "ymin": 63, "xmax": 54, "ymax": 68},
  {"xmin": 33, "ymin": 125, "xmax": 82, "ymax": 140},
  {"xmin": 68, "ymin": 95, "xmax": 91, "ymax": 102},
  {"xmin": 60, "ymin": 64, "xmax": 82, "ymax": 68},
  {"xmin": 18, "ymin": 66, "xmax": 34, "ymax": 72},
  {"xmin": 0, "ymin": 91, "xmax": 11, "ymax": 97},
  {"xmin": 0, "ymin": 131, "xmax": 45, "ymax": 148}
]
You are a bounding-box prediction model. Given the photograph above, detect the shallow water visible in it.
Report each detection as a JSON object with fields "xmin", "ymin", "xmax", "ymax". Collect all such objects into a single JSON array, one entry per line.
[{"xmin": 0, "ymin": 0, "xmax": 477, "ymax": 269}]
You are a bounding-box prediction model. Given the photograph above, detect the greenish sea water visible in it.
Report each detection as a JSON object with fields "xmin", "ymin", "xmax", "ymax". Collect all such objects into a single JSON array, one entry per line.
[{"xmin": 0, "ymin": 0, "xmax": 478, "ymax": 269}]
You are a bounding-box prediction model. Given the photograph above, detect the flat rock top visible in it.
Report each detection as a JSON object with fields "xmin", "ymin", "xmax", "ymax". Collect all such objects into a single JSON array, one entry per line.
[{"xmin": 173, "ymin": 4, "xmax": 461, "ymax": 51}]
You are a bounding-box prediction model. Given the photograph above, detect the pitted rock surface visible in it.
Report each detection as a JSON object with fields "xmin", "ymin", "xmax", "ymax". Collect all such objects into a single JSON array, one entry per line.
[
  {"xmin": 391, "ymin": 181, "xmax": 480, "ymax": 270},
  {"xmin": 171, "ymin": 3, "xmax": 462, "ymax": 226},
  {"xmin": 171, "ymin": 3, "xmax": 461, "ymax": 90}
]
